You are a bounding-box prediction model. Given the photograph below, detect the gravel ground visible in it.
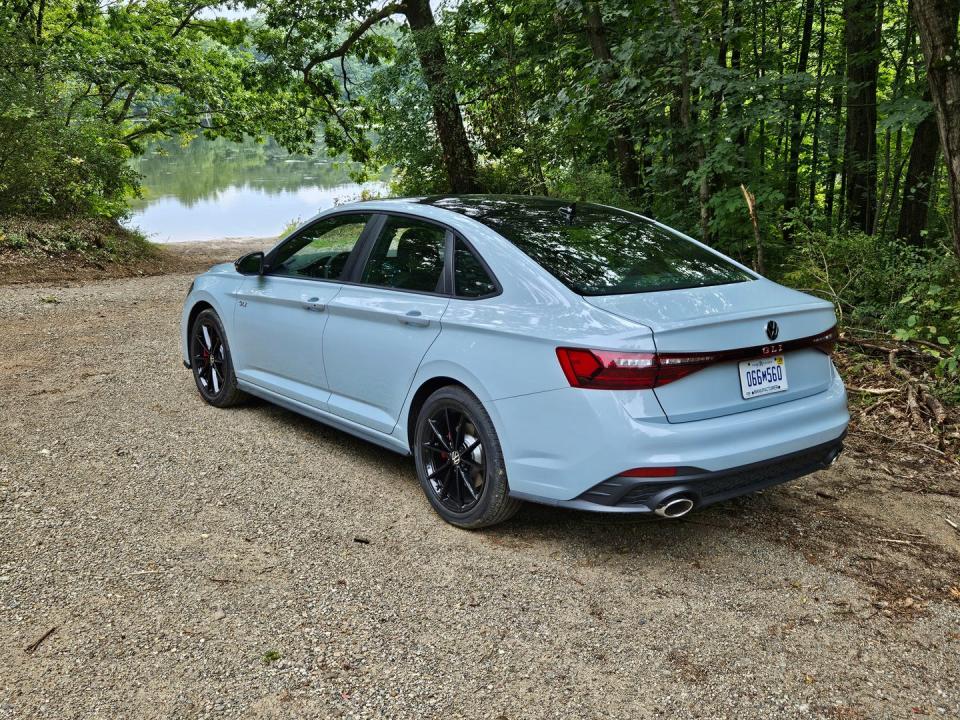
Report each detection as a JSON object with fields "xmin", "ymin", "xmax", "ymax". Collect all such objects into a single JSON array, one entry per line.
[{"xmin": 2, "ymin": 266, "xmax": 959, "ymax": 719}]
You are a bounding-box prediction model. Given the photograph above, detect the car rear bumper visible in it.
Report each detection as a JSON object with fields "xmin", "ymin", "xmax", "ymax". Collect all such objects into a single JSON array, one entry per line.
[
  {"xmin": 511, "ymin": 434, "xmax": 844, "ymax": 514},
  {"xmin": 492, "ymin": 369, "xmax": 849, "ymax": 507}
]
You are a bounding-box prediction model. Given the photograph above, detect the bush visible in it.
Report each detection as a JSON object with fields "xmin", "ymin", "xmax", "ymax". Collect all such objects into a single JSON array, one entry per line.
[
  {"xmin": 0, "ymin": 216, "xmax": 156, "ymax": 263},
  {"xmin": 0, "ymin": 102, "xmax": 137, "ymax": 219},
  {"xmin": 782, "ymin": 230, "xmax": 960, "ymax": 379}
]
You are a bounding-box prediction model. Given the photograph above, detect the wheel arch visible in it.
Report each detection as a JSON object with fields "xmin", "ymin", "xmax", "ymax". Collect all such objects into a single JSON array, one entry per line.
[
  {"xmin": 405, "ymin": 376, "xmax": 471, "ymax": 452},
  {"xmin": 187, "ymin": 300, "xmax": 215, "ymax": 333},
  {"xmin": 181, "ymin": 291, "xmax": 230, "ymax": 367}
]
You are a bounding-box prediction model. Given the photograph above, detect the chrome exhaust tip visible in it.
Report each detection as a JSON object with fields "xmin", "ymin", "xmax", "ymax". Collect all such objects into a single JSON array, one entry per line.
[
  {"xmin": 654, "ymin": 497, "xmax": 695, "ymax": 519},
  {"xmin": 823, "ymin": 446, "xmax": 843, "ymax": 468}
]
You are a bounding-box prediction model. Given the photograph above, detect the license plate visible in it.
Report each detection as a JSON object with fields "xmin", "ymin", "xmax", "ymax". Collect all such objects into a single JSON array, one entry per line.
[{"xmin": 739, "ymin": 356, "xmax": 788, "ymax": 399}]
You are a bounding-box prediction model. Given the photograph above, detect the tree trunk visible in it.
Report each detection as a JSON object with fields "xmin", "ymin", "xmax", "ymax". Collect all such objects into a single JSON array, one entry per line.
[
  {"xmin": 403, "ymin": 0, "xmax": 479, "ymax": 193},
  {"xmin": 879, "ymin": 127, "xmax": 904, "ymax": 235},
  {"xmin": 731, "ymin": 1, "xmax": 747, "ymax": 173},
  {"xmin": 582, "ymin": 1, "xmax": 641, "ymax": 197},
  {"xmin": 783, "ymin": 0, "xmax": 816, "ymax": 235},
  {"xmin": 878, "ymin": 9, "xmax": 914, "ymax": 233},
  {"xmin": 896, "ymin": 97, "xmax": 941, "ymax": 244},
  {"xmin": 668, "ymin": 0, "xmax": 710, "ymax": 240},
  {"xmin": 843, "ymin": 0, "xmax": 881, "ymax": 233},
  {"xmin": 808, "ymin": 0, "xmax": 827, "ymax": 213},
  {"xmin": 911, "ymin": 0, "xmax": 960, "ymax": 257},
  {"xmin": 824, "ymin": 60, "xmax": 845, "ymax": 230}
]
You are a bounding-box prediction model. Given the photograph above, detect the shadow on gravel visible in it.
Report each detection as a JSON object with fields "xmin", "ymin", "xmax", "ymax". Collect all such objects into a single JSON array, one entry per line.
[{"xmin": 210, "ymin": 393, "xmax": 960, "ymax": 607}]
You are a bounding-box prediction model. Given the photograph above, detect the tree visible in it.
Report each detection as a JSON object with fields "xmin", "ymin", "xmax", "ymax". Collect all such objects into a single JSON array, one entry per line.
[
  {"xmin": 0, "ymin": 0, "xmax": 314, "ymax": 216},
  {"xmin": 783, "ymin": 0, "xmax": 816, "ymax": 234},
  {"xmin": 843, "ymin": 0, "xmax": 881, "ymax": 233},
  {"xmin": 253, "ymin": 0, "xmax": 480, "ymax": 192},
  {"xmin": 896, "ymin": 95, "xmax": 940, "ymax": 245},
  {"xmin": 581, "ymin": 1, "xmax": 641, "ymax": 198},
  {"xmin": 912, "ymin": 0, "xmax": 960, "ymax": 257}
]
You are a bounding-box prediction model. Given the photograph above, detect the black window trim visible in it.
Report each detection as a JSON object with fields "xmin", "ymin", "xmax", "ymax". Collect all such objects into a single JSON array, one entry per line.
[
  {"xmin": 350, "ymin": 211, "xmax": 503, "ymax": 301},
  {"xmin": 263, "ymin": 210, "xmax": 378, "ymax": 284},
  {"xmin": 258, "ymin": 208, "xmax": 503, "ymax": 301}
]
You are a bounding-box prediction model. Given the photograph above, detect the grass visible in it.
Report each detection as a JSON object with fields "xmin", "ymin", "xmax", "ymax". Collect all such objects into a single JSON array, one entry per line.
[{"xmin": 261, "ymin": 650, "xmax": 282, "ymax": 665}]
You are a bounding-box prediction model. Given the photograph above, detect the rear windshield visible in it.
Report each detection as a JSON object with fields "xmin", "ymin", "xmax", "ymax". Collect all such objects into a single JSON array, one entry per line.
[{"xmin": 429, "ymin": 198, "xmax": 753, "ymax": 295}]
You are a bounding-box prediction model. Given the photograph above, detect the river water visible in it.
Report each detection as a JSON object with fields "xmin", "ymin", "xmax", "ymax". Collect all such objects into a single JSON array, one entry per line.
[{"xmin": 124, "ymin": 137, "xmax": 387, "ymax": 243}]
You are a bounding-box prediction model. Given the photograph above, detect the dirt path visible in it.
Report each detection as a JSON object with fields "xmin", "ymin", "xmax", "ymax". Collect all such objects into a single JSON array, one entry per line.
[{"xmin": 1, "ymin": 258, "xmax": 959, "ymax": 718}]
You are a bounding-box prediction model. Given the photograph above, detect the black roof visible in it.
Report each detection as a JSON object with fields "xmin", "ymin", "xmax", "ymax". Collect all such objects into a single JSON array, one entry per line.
[{"xmin": 417, "ymin": 194, "xmax": 582, "ymax": 223}]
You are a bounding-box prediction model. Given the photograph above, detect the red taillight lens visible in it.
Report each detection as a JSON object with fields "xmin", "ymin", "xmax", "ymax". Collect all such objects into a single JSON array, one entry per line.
[
  {"xmin": 556, "ymin": 347, "xmax": 714, "ymax": 389},
  {"xmin": 556, "ymin": 347, "xmax": 658, "ymax": 389},
  {"xmin": 809, "ymin": 325, "xmax": 838, "ymax": 355}
]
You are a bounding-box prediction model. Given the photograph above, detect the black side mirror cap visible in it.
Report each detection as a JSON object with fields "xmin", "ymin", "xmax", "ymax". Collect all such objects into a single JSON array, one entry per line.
[{"xmin": 235, "ymin": 251, "xmax": 265, "ymax": 276}]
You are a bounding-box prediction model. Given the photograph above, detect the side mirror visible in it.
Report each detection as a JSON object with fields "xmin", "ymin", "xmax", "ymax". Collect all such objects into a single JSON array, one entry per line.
[{"xmin": 235, "ymin": 251, "xmax": 265, "ymax": 276}]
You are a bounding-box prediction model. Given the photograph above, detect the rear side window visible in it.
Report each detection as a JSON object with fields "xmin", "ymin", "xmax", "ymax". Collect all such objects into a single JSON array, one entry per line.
[
  {"xmin": 454, "ymin": 239, "xmax": 497, "ymax": 297},
  {"xmin": 360, "ymin": 216, "xmax": 447, "ymax": 293}
]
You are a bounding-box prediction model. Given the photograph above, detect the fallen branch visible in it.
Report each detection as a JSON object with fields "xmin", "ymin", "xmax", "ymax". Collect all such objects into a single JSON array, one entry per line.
[
  {"xmin": 906, "ymin": 383, "xmax": 925, "ymax": 428},
  {"xmin": 839, "ymin": 338, "xmax": 897, "ymax": 354},
  {"xmin": 920, "ymin": 388, "xmax": 947, "ymax": 426},
  {"xmin": 24, "ymin": 626, "xmax": 58, "ymax": 654},
  {"xmin": 848, "ymin": 386, "xmax": 900, "ymax": 395}
]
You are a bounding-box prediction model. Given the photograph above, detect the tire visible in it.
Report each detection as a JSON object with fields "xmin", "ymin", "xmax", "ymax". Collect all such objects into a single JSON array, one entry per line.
[
  {"xmin": 189, "ymin": 308, "xmax": 245, "ymax": 408},
  {"xmin": 413, "ymin": 385, "xmax": 522, "ymax": 529}
]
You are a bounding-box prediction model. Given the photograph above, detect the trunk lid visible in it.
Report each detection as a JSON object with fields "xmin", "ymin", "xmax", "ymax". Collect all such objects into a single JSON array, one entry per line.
[{"xmin": 584, "ymin": 279, "xmax": 837, "ymax": 423}]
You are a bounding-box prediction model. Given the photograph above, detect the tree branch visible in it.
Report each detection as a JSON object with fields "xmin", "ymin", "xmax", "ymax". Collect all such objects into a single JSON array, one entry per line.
[{"xmin": 302, "ymin": 3, "xmax": 404, "ymax": 76}]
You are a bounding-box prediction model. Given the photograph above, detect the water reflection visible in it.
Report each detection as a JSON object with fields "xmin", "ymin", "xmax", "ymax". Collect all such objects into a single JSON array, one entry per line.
[{"xmin": 124, "ymin": 137, "xmax": 388, "ymax": 243}]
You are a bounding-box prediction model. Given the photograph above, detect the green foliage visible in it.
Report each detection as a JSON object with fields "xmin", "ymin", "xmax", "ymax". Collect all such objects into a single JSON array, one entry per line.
[
  {"xmin": 0, "ymin": 0, "xmax": 330, "ymax": 220},
  {"xmin": 893, "ymin": 283, "xmax": 960, "ymax": 379},
  {"xmin": 783, "ymin": 230, "xmax": 960, "ymax": 378},
  {"xmin": 261, "ymin": 649, "xmax": 282, "ymax": 665}
]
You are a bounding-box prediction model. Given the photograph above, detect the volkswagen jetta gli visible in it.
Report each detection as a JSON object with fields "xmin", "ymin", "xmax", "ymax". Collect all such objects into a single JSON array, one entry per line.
[{"xmin": 181, "ymin": 195, "xmax": 848, "ymax": 528}]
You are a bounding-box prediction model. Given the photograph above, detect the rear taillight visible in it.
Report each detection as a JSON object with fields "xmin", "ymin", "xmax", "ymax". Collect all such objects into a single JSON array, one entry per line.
[
  {"xmin": 557, "ymin": 347, "xmax": 715, "ymax": 389},
  {"xmin": 556, "ymin": 348, "xmax": 659, "ymax": 389},
  {"xmin": 557, "ymin": 324, "xmax": 838, "ymax": 390},
  {"xmin": 809, "ymin": 326, "xmax": 838, "ymax": 355}
]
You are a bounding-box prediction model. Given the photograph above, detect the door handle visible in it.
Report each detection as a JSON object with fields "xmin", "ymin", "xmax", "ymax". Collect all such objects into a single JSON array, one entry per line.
[
  {"xmin": 398, "ymin": 310, "xmax": 430, "ymax": 327},
  {"xmin": 303, "ymin": 297, "xmax": 326, "ymax": 312}
]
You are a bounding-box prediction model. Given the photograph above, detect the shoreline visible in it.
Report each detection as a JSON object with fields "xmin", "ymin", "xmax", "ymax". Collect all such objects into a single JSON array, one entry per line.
[{"xmin": 0, "ymin": 236, "xmax": 277, "ymax": 287}]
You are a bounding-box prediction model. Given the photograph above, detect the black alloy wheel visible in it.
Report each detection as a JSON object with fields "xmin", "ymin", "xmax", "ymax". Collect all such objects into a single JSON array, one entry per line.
[
  {"xmin": 414, "ymin": 386, "xmax": 521, "ymax": 528},
  {"xmin": 421, "ymin": 405, "xmax": 487, "ymax": 513},
  {"xmin": 189, "ymin": 308, "xmax": 244, "ymax": 407},
  {"xmin": 192, "ymin": 320, "xmax": 226, "ymax": 397}
]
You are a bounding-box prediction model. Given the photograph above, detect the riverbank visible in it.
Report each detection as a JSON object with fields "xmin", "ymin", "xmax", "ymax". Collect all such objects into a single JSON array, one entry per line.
[{"xmin": 0, "ymin": 216, "xmax": 271, "ymax": 285}]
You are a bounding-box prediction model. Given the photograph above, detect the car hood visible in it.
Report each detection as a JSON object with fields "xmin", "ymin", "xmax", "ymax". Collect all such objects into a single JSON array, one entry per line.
[{"xmin": 206, "ymin": 261, "xmax": 237, "ymax": 275}]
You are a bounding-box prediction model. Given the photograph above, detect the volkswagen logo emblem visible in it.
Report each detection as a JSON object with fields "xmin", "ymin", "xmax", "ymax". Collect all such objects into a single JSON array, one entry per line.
[{"xmin": 765, "ymin": 320, "xmax": 779, "ymax": 341}]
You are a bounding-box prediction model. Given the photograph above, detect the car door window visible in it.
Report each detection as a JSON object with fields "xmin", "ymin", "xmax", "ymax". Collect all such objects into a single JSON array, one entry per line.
[
  {"xmin": 454, "ymin": 238, "xmax": 498, "ymax": 297},
  {"xmin": 269, "ymin": 214, "xmax": 370, "ymax": 280},
  {"xmin": 360, "ymin": 216, "xmax": 447, "ymax": 293}
]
